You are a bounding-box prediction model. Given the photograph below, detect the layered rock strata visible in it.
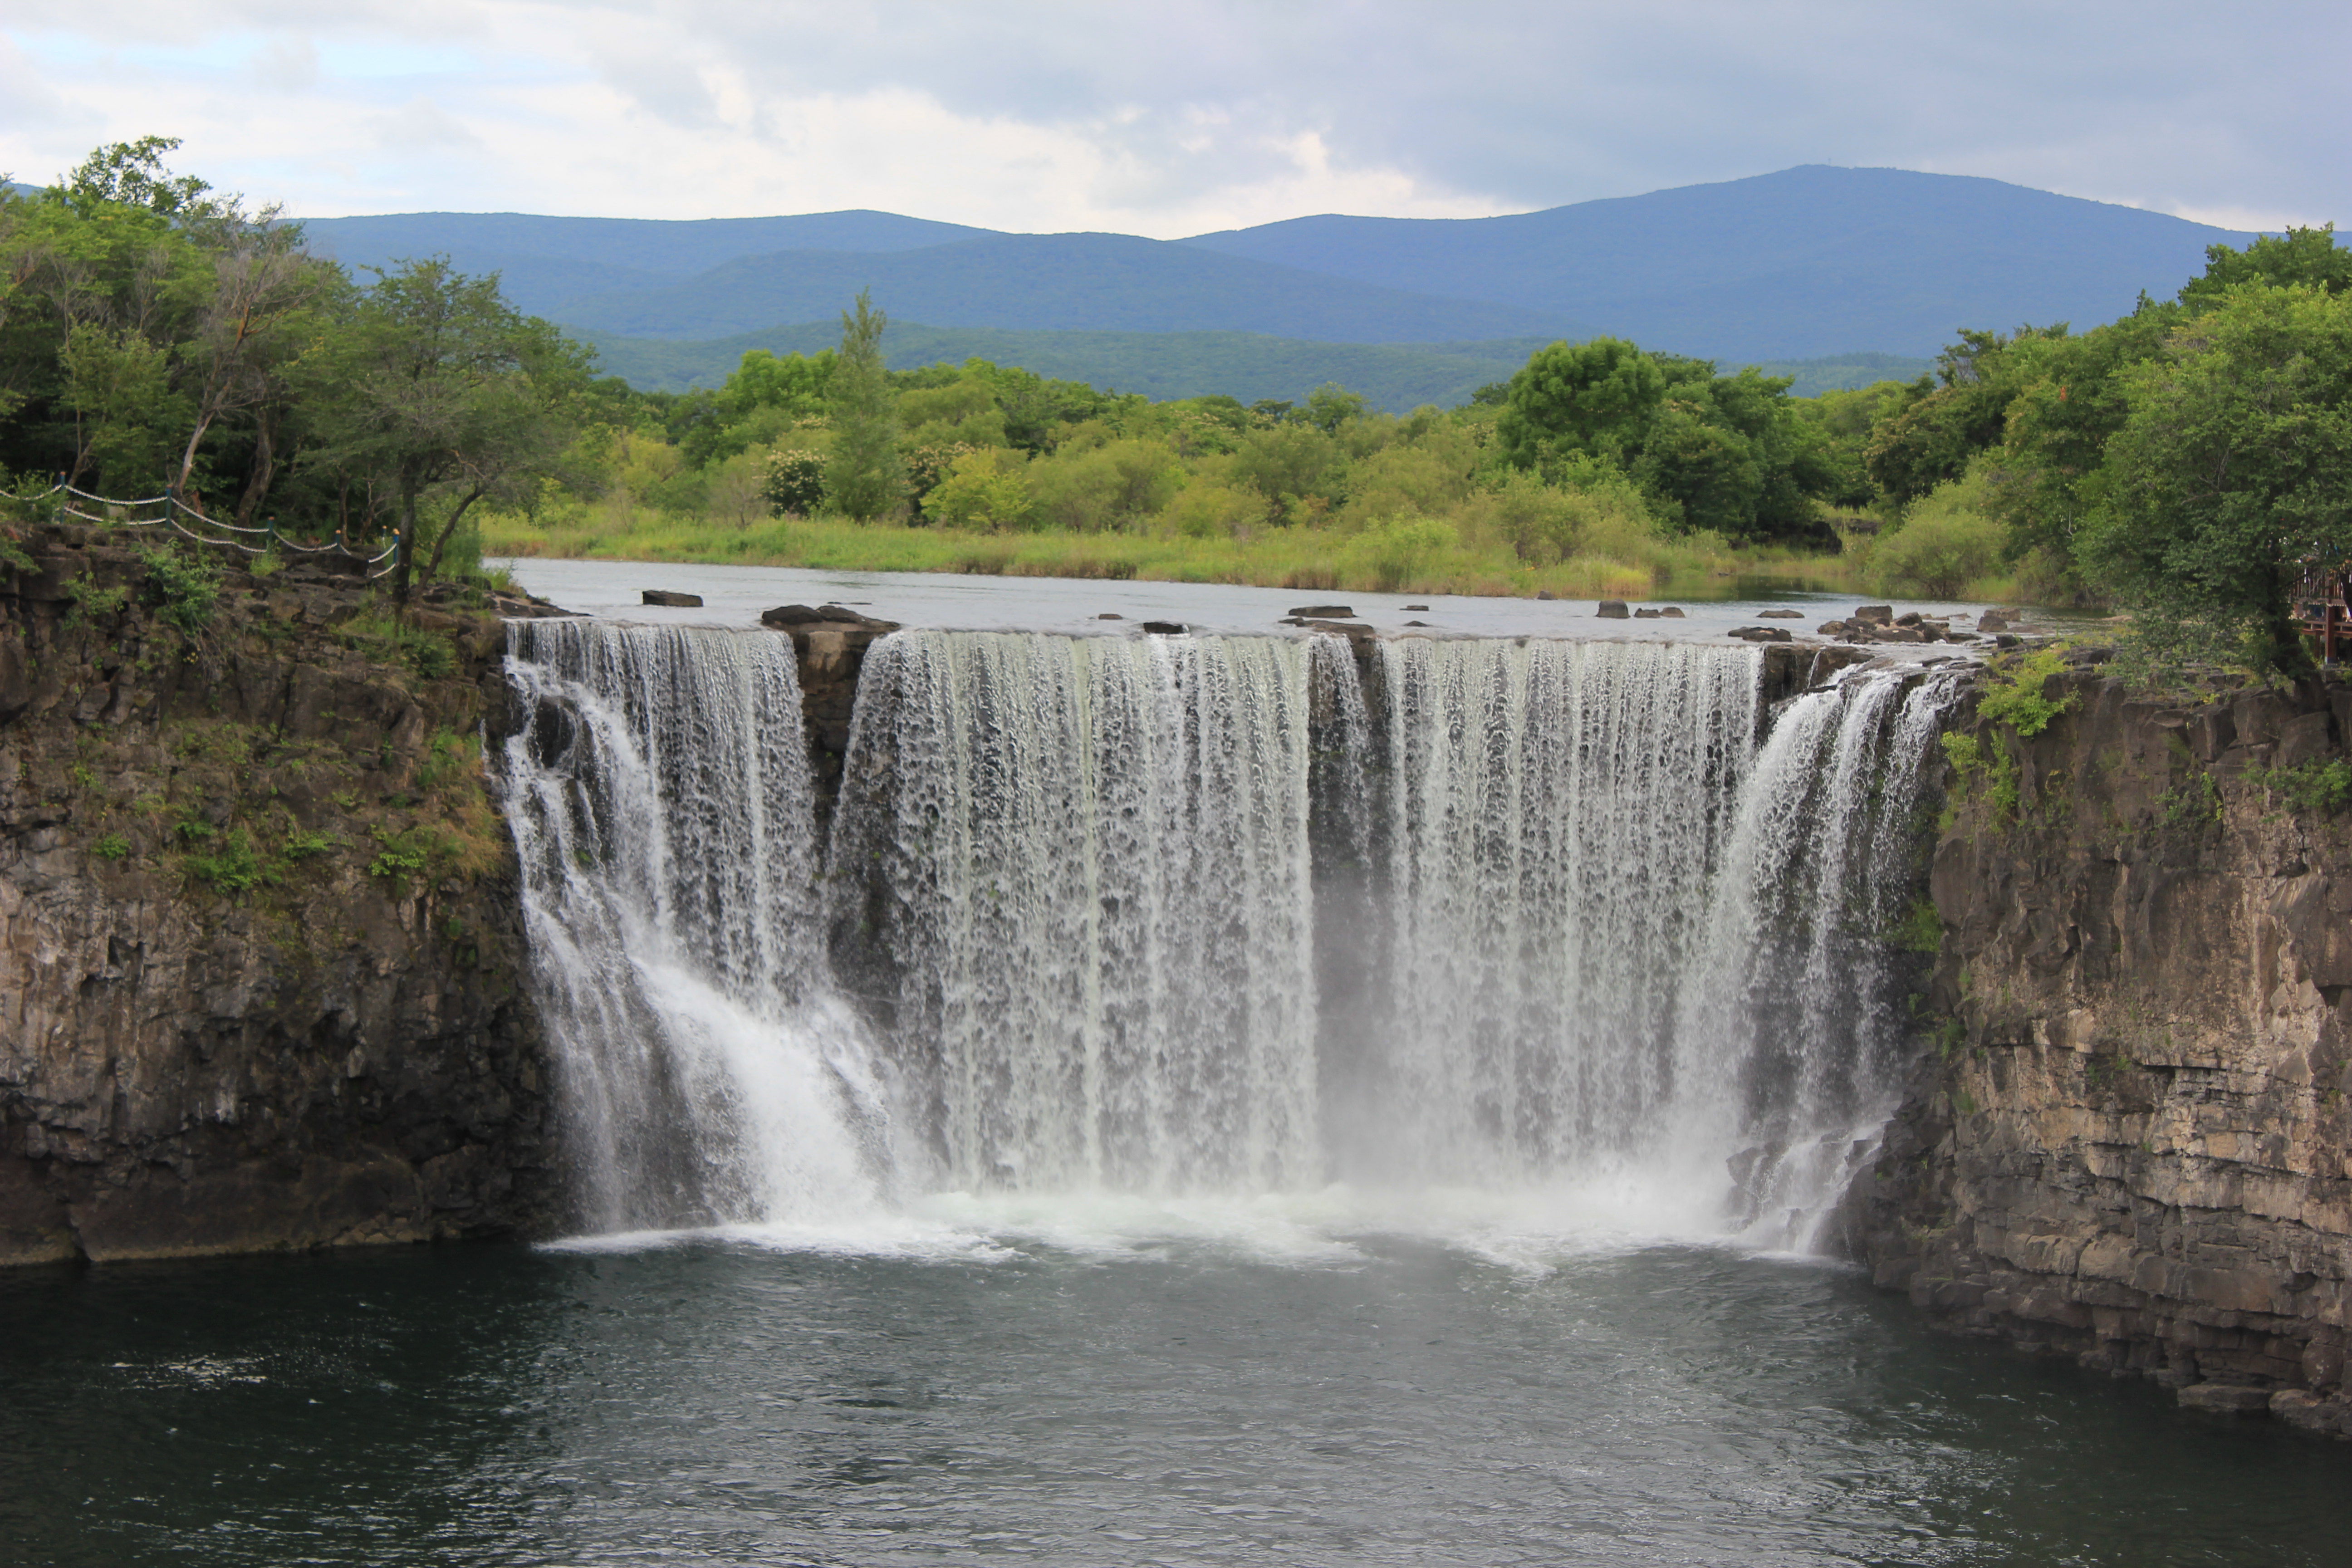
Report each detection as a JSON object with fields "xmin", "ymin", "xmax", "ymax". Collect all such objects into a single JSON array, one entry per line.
[
  {"xmin": 1839, "ymin": 659, "xmax": 2352, "ymax": 1437},
  {"xmin": 1, "ymin": 526, "xmax": 559, "ymax": 1265}
]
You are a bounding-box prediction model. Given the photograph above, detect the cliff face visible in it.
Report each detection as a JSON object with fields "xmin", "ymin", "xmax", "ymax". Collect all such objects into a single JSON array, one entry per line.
[
  {"xmin": 0, "ymin": 525, "xmax": 559, "ymax": 1266},
  {"xmin": 1840, "ymin": 659, "xmax": 2352, "ymax": 1437}
]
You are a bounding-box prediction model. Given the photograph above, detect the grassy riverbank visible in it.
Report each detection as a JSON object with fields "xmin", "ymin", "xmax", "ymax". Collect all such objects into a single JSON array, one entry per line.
[{"xmin": 477, "ymin": 510, "xmax": 1887, "ymax": 601}]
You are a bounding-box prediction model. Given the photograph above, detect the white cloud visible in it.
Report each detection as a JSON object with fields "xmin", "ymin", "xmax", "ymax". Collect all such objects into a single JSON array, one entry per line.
[{"xmin": 0, "ymin": 1, "xmax": 2343, "ymax": 233}]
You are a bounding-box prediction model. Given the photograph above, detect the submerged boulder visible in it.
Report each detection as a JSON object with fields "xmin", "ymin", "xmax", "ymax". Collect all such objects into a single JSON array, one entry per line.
[{"xmin": 642, "ymin": 589, "xmax": 703, "ymax": 608}]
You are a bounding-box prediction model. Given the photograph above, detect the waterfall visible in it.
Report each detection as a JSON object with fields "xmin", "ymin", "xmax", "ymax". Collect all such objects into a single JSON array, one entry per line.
[
  {"xmin": 497, "ymin": 622, "xmax": 1958, "ymax": 1243},
  {"xmin": 1347, "ymin": 640, "xmax": 1761, "ymax": 1185},
  {"xmin": 497, "ymin": 621, "xmax": 893, "ymax": 1232},
  {"xmin": 824, "ymin": 631, "xmax": 1322, "ymax": 1194},
  {"xmin": 1670, "ymin": 664, "xmax": 1965, "ymax": 1243}
]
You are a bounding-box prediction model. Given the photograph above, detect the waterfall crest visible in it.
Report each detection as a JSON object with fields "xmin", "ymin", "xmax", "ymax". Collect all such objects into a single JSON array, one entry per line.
[
  {"xmin": 495, "ymin": 623, "xmax": 1959, "ymax": 1244},
  {"xmin": 499, "ymin": 621, "xmax": 892, "ymax": 1232}
]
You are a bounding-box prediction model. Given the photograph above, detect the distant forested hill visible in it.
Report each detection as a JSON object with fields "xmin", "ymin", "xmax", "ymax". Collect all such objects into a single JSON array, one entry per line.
[
  {"xmin": 298, "ymin": 209, "xmax": 992, "ymax": 315},
  {"xmin": 578, "ymin": 321, "xmax": 1928, "ymax": 409},
  {"xmin": 546, "ymin": 233, "xmax": 1591, "ymax": 342},
  {"xmin": 284, "ymin": 166, "xmax": 2251, "ymax": 370},
  {"xmin": 1182, "ymin": 166, "xmax": 2256, "ymax": 360}
]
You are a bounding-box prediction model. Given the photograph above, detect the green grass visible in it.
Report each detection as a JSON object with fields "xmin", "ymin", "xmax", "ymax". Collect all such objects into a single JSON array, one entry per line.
[{"xmin": 482, "ymin": 508, "xmax": 1866, "ymax": 602}]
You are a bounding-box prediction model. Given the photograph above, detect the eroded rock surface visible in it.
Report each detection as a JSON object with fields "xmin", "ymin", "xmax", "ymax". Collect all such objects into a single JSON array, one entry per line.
[
  {"xmin": 1, "ymin": 526, "xmax": 557, "ymax": 1265},
  {"xmin": 1838, "ymin": 665, "xmax": 2352, "ymax": 1436}
]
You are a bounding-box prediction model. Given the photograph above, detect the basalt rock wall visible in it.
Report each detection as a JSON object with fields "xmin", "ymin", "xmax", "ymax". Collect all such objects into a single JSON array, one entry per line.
[
  {"xmin": 0, "ymin": 525, "xmax": 560, "ymax": 1266},
  {"xmin": 1839, "ymin": 660, "xmax": 2352, "ymax": 1437}
]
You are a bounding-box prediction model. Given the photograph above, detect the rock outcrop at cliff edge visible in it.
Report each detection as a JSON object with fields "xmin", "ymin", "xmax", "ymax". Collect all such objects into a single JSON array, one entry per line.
[
  {"xmin": 0, "ymin": 525, "xmax": 557, "ymax": 1266},
  {"xmin": 1838, "ymin": 660, "xmax": 2352, "ymax": 1436}
]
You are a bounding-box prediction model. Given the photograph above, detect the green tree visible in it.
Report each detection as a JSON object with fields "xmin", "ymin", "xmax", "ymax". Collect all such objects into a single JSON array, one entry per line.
[
  {"xmin": 298, "ymin": 258, "xmax": 590, "ymax": 599},
  {"xmin": 2082, "ymin": 285, "xmax": 2352, "ymax": 672},
  {"xmin": 1494, "ymin": 338, "xmax": 1666, "ymax": 469},
  {"xmin": 2180, "ymin": 225, "xmax": 2352, "ymax": 304},
  {"xmin": 823, "ymin": 289, "xmax": 903, "ymax": 521}
]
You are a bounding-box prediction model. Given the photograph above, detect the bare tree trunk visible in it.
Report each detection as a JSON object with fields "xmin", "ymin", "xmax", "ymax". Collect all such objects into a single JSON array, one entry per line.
[
  {"xmin": 421, "ymin": 485, "xmax": 487, "ymax": 588},
  {"xmin": 233, "ymin": 415, "xmax": 276, "ymax": 527}
]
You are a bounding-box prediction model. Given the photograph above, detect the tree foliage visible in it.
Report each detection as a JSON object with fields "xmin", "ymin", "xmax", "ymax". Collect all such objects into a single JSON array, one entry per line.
[{"xmin": 822, "ymin": 288, "xmax": 903, "ymax": 521}]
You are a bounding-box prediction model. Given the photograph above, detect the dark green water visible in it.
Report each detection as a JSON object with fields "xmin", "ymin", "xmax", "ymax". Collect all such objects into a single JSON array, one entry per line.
[{"xmin": 1, "ymin": 1233, "xmax": 2343, "ymax": 1567}]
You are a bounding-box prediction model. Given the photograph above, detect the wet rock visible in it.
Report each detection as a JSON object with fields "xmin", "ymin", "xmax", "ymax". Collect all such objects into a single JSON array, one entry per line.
[
  {"xmin": 1141, "ymin": 621, "xmax": 1186, "ymax": 635},
  {"xmin": 1634, "ymin": 608, "xmax": 1662, "ymax": 618},
  {"xmin": 1729, "ymin": 626, "xmax": 1793, "ymax": 642},
  {"xmin": 1097, "ymin": 612, "xmax": 1124, "ymax": 620},
  {"xmin": 1757, "ymin": 609, "xmax": 1804, "ymax": 619},
  {"xmin": 1403, "ymin": 604, "xmax": 1430, "ymax": 611},
  {"xmin": 1836, "ymin": 661, "xmax": 2352, "ymax": 1436},
  {"xmin": 1535, "ymin": 590, "xmax": 1558, "ymax": 601},
  {"xmin": 1818, "ymin": 620, "xmax": 1849, "ymax": 636},
  {"xmin": 2179, "ymin": 1384, "xmax": 2274, "ymax": 1415},
  {"xmin": 1404, "ymin": 620, "xmax": 1431, "ymax": 627},
  {"xmin": 641, "ymin": 589, "xmax": 703, "ymax": 608},
  {"xmin": 1287, "ymin": 604, "xmax": 1353, "ymax": 618},
  {"xmin": 1978, "ymin": 612, "xmax": 2009, "ymax": 632},
  {"xmin": 1658, "ymin": 607, "xmax": 1684, "ymax": 617},
  {"xmin": 760, "ymin": 603, "xmax": 898, "ymax": 632},
  {"xmin": 1596, "ymin": 600, "xmax": 1629, "ymax": 619},
  {"xmin": 1852, "ymin": 604, "xmax": 1894, "ymax": 625}
]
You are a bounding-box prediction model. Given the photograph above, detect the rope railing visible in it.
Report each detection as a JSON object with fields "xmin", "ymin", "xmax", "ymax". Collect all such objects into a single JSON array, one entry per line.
[{"xmin": 36, "ymin": 484, "xmax": 399, "ymax": 578}]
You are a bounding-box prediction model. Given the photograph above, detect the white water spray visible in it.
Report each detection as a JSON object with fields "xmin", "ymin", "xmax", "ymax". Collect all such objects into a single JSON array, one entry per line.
[{"xmin": 498, "ymin": 623, "xmax": 1960, "ymax": 1248}]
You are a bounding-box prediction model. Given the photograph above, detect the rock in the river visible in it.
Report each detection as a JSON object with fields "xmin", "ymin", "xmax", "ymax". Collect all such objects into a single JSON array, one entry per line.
[
  {"xmin": 1098, "ymin": 612, "xmax": 1124, "ymax": 620},
  {"xmin": 1729, "ymin": 625, "xmax": 1793, "ymax": 642},
  {"xmin": 1596, "ymin": 600, "xmax": 1629, "ymax": 619},
  {"xmin": 1657, "ymin": 607, "xmax": 1684, "ymax": 617},
  {"xmin": 1852, "ymin": 604, "xmax": 1894, "ymax": 625},
  {"xmin": 1142, "ymin": 621, "xmax": 1186, "ymax": 635},
  {"xmin": 1288, "ymin": 604, "xmax": 1353, "ymax": 618},
  {"xmin": 1978, "ymin": 612, "xmax": 2009, "ymax": 632},
  {"xmin": 641, "ymin": 589, "xmax": 703, "ymax": 608},
  {"xmin": 1403, "ymin": 604, "xmax": 1430, "ymax": 611},
  {"xmin": 2179, "ymin": 1384, "xmax": 2274, "ymax": 1414},
  {"xmin": 1757, "ymin": 609, "xmax": 1803, "ymax": 619},
  {"xmin": 760, "ymin": 603, "xmax": 896, "ymax": 631}
]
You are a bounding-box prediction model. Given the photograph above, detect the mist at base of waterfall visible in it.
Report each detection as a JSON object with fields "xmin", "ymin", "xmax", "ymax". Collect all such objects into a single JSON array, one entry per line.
[{"xmin": 7, "ymin": 1236, "xmax": 2343, "ymax": 1568}]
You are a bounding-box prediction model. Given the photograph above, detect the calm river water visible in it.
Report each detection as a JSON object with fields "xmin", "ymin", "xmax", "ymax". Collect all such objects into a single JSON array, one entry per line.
[{"xmin": 3, "ymin": 1218, "xmax": 2344, "ymax": 1567}]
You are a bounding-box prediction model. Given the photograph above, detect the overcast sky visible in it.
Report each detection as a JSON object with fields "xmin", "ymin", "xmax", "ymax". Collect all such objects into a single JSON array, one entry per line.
[{"xmin": 2, "ymin": 1, "xmax": 2342, "ymax": 236}]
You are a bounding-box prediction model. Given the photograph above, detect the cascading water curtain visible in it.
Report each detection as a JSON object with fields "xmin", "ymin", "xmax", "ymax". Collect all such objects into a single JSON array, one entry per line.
[
  {"xmin": 1359, "ymin": 639, "xmax": 1764, "ymax": 1185},
  {"xmin": 1669, "ymin": 665, "xmax": 1966, "ymax": 1243},
  {"xmin": 826, "ymin": 631, "xmax": 1322, "ymax": 1194},
  {"xmin": 499, "ymin": 621, "xmax": 893, "ymax": 1233}
]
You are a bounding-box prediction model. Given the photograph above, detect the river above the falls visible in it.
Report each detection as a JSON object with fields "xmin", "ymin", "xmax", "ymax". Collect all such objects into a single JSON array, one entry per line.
[
  {"xmin": 5, "ymin": 1220, "xmax": 2344, "ymax": 1567},
  {"xmin": 487, "ymin": 556, "xmax": 2002, "ymax": 641}
]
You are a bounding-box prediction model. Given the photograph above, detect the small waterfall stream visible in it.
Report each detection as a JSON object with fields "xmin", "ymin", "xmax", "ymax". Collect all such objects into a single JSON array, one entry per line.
[{"xmin": 496, "ymin": 623, "xmax": 1959, "ymax": 1245}]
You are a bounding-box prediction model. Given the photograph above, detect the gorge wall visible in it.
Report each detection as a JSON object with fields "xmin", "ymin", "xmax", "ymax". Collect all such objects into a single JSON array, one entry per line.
[
  {"xmin": 0, "ymin": 526, "xmax": 559, "ymax": 1265},
  {"xmin": 1840, "ymin": 659, "xmax": 2352, "ymax": 1438}
]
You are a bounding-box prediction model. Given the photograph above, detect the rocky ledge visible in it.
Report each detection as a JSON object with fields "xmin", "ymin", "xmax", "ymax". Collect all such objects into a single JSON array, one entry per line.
[
  {"xmin": 1838, "ymin": 658, "xmax": 2352, "ymax": 1437},
  {"xmin": 0, "ymin": 524, "xmax": 559, "ymax": 1266}
]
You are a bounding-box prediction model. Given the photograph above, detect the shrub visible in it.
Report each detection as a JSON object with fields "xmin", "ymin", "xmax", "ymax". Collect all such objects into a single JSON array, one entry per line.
[
  {"xmin": 1977, "ymin": 647, "xmax": 2078, "ymax": 737},
  {"xmin": 338, "ymin": 612, "xmax": 458, "ymax": 681},
  {"xmin": 92, "ymin": 831, "xmax": 130, "ymax": 860},
  {"xmin": 764, "ymin": 448, "xmax": 827, "ymax": 515},
  {"xmin": 134, "ymin": 543, "xmax": 223, "ymax": 636},
  {"xmin": 1160, "ymin": 479, "xmax": 1266, "ymax": 540},
  {"xmin": 924, "ymin": 449, "xmax": 1034, "ymax": 530},
  {"xmin": 186, "ymin": 828, "xmax": 268, "ymax": 894},
  {"xmin": 1357, "ymin": 516, "xmax": 1458, "ymax": 592}
]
